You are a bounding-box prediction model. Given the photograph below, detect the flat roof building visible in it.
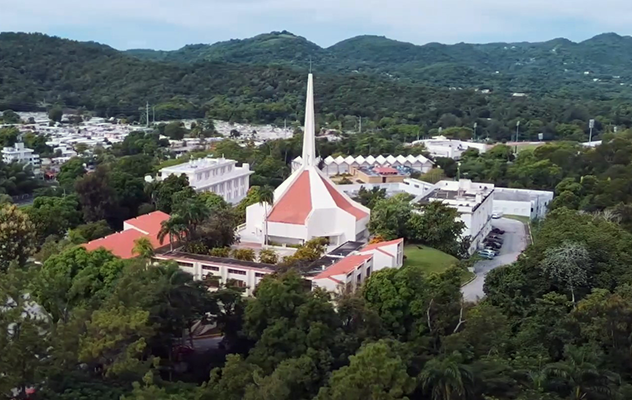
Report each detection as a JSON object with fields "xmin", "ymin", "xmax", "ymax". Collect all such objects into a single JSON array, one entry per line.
[{"xmin": 159, "ymin": 156, "xmax": 253, "ymax": 204}]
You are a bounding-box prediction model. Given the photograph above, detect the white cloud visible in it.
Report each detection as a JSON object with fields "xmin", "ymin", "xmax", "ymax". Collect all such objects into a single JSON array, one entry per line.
[{"xmin": 1, "ymin": 0, "xmax": 631, "ymax": 48}]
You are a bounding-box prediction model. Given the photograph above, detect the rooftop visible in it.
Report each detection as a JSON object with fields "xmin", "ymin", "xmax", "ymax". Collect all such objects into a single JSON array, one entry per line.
[
  {"xmin": 158, "ymin": 251, "xmax": 278, "ymax": 272},
  {"xmin": 313, "ymin": 254, "xmax": 372, "ymax": 280},
  {"xmin": 160, "ymin": 156, "xmax": 236, "ymax": 173},
  {"xmin": 327, "ymin": 241, "xmax": 365, "ymax": 257},
  {"xmin": 360, "ymin": 238, "xmax": 403, "ymax": 253}
]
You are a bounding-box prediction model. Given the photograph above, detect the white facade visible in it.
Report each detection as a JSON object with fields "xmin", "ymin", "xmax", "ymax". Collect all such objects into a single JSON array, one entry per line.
[
  {"xmin": 242, "ymin": 74, "xmax": 370, "ymax": 247},
  {"xmin": 415, "ymin": 179, "xmax": 495, "ymax": 254},
  {"xmin": 493, "ymin": 188, "xmax": 553, "ymax": 220},
  {"xmin": 155, "ymin": 253, "xmax": 273, "ymax": 296},
  {"xmin": 2, "ymin": 143, "xmax": 40, "ymax": 168},
  {"xmin": 159, "ymin": 156, "xmax": 253, "ymax": 204},
  {"xmin": 411, "ymin": 136, "xmax": 488, "ymax": 160},
  {"xmin": 292, "ymin": 154, "xmax": 433, "ymax": 176}
]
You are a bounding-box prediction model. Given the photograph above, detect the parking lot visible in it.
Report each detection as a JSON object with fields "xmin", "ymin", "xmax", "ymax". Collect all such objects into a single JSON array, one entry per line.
[{"xmin": 461, "ymin": 218, "xmax": 528, "ymax": 302}]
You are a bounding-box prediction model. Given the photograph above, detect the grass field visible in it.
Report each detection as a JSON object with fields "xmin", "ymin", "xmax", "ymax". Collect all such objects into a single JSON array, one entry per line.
[
  {"xmin": 403, "ymin": 244, "xmax": 474, "ymax": 283},
  {"xmin": 505, "ymin": 214, "xmax": 531, "ymax": 224}
]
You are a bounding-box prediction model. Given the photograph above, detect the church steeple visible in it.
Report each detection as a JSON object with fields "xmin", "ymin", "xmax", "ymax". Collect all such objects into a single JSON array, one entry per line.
[{"xmin": 301, "ymin": 73, "xmax": 316, "ymax": 167}]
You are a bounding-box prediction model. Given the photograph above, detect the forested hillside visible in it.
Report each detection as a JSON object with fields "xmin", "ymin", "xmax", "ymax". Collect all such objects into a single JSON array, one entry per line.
[
  {"xmin": 127, "ymin": 31, "xmax": 632, "ymax": 98},
  {"xmin": 3, "ymin": 32, "xmax": 632, "ymax": 142}
]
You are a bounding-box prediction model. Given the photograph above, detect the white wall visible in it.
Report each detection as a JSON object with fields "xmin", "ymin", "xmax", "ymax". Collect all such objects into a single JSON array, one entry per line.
[{"xmin": 493, "ymin": 200, "xmax": 533, "ymax": 219}]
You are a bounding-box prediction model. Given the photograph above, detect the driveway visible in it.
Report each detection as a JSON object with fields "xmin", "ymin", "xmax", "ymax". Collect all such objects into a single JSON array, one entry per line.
[{"xmin": 461, "ymin": 218, "xmax": 528, "ymax": 302}]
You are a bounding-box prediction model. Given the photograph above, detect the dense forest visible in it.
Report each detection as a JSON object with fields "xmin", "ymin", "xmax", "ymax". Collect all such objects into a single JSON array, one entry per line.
[{"xmin": 3, "ymin": 33, "xmax": 632, "ymax": 142}]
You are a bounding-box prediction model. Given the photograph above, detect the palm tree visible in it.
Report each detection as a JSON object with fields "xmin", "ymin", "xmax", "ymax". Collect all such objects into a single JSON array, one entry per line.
[
  {"xmin": 545, "ymin": 345, "xmax": 619, "ymax": 400},
  {"xmin": 132, "ymin": 236, "xmax": 155, "ymax": 260},
  {"xmin": 258, "ymin": 186, "xmax": 274, "ymax": 246},
  {"xmin": 158, "ymin": 215, "xmax": 187, "ymax": 252},
  {"xmin": 177, "ymin": 198, "xmax": 211, "ymax": 241},
  {"xmin": 420, "ymin": 355, "xmax": 475, "ymax": 400}
]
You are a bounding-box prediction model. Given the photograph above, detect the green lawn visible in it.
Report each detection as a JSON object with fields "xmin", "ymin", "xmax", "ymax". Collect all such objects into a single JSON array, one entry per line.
[
  {"xmin": 403, "ymin": 245, "xmax": 474, "ymax": 283},
  {"xmin": 505, "ymin": 214, "xmax": 531, "ymax": 224}
]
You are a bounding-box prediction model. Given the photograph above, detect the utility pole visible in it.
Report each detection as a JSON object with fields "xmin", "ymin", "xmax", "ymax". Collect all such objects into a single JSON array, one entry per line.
[
  {"xmin": 515, "ymin": 120, "xmax": 520, "ymax": 154},
  {"xmin": 589, "ymin": 119, "xmax": 595, "ymax": 142},
  {"xmin": 146, "ymin": 102, "xmax": 150, "ymax": 128},
  {"xmin": 358, "ymin": 116, "xmax": 362, "ymax": 134},
  {"xmin": 473, "ymin": 122, "xmax": 478, "ymax": 141}
]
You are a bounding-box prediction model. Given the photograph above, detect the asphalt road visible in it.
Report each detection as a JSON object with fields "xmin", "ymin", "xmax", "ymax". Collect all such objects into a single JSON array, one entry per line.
[{"xmin": 461, "ymin": 218, "xmax": 528, "ymax": 302}]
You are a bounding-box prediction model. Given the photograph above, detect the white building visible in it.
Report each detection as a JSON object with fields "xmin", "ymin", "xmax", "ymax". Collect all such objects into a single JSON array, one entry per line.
[
  {"xmin": 2, "ymin": 143, "xmax": 40, "ymax": 168},
  {"xmin": 411, "ymin": 136, "xmax": 488, "ymax": 160},
  {"xmin": 310, "ymin": 239, "xmax": 404, "ymax": 293},
  {"xmin": 414, "ymin": 179, "xmax": 495, "ymax": 254},
  {"xmin": 292, "ymin": 154, "xmax": 433, "ymax": 176},
  {"xmin": 493, "ymin": 188, "xmax": 553, "ymax": 220},
  {"xmin": 242, "ymin": 74, "xmax": 371, "ymax": 246},
  {"xmin": 158, "ymin": 156, "xmax": 253, "ymax": 204}
]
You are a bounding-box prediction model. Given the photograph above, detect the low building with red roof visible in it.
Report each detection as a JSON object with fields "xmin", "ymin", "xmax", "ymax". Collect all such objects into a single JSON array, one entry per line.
[
  {"xmin": 358, "ymin": 238, "xmax": 404, "ymax": 271},
  {"xmin": 311, "ymin": 254, "xmax": 374, "ymax": 293},
  {"xmin": 83, "ymin": 211, "xmax": 171, "ymax": 259}
]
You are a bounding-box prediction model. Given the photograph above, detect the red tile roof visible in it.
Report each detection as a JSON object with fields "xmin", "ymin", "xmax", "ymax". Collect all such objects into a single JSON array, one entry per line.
[
  {"xmin": 268, "ymin": 171, "xmax": 312, "ymax": 225},
  {"xmin": 82, "ymin": 211, "xmax": 172, "ymax": 259},
  {"xmin": 125, "ymin": 211, "xmax": 170, "ymax": 236},
  {"xmin": 83, "ymin": 229, "xmax": 146, "ymax": 259},
  {"xmin": 314, "ymin": 254, "xmax": 372, "ymax": 279},
  {"xmin": 374, "ymin": 167, "xmax": 399, "ymax": 175},
  {"xmin": 360, "ymin": 238, "xmax": 404, "ymax": 252},
  {"xmin": 321, "ymin": 178, "xmax": 368, "ymax": 221}
]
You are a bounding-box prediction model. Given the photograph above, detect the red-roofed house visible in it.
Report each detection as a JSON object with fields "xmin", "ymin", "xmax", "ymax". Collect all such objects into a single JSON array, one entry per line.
[
  {"xmin": 83, "ymin": 211, "xmax": 172, "ymax": 259},
  {"xmin": 358, "ymin": 238, "xmax": 404, "ymax": 272},
  {"xmin": 312, "ymin": 254, "xmax": 373, "ymax": 293}
]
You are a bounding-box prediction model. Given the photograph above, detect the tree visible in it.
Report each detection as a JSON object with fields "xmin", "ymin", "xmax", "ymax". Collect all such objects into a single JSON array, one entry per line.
[
  {"xmin": 0, "ymin": 267, "xmax": 52, "ymax": 399},
  {"xmin": 158, "ymin": 215, "xmax": 187, "ymax": 252},
  {"xmin": 0, "ymin": 204, "xmax": 36, "ymax": 271},
  {"xmin": 258, "ymin": 185, "xmax": 274, "ymax": 246},
  {"xmin": 1, "ymin": 109, "xmax": 20, "ymax": 124},
  {"xmin": 163, "ymin": 122, "xmax": 186, "ymax": 140},
  {"xmin": 25, "ymin": 195, "xmax": 83, "ymax": 244},
  {"xmin": 420, "ymin": 354, "xmax": 475, "ymax": 400},
  {"xmin": 540, "ymin": 241, "xmax": 590, "ymax": 304},
  {"xmin": 259, "ymin": 249, "xmax": 278, "ymax": 264},
  {"xmin": 49, "ymin": 106, "xmax": 63, "ymax": 123},
  {"xmin": 354, "ymin": 186, "xmax": 387, "ymax": 209},
  {"xmin": 0, "ymin": 127, "xmax": 19, "ymax": 147},
  {"xmin": 408, "ymin": 201, "xmax": 466, "ymax": 256},
  {"xmin": 74, "ymin": 166, "xmax": 120, "ymax": 226},
  {"xmin": 57, "ymin": 157, "xmax": 86, "ymax": 189},
  {"xmin": 544, "ymin": 345, "xmax": 619, "ymax": 400},
  {"xmin": 232, "ymin": 248, "xmax": 256, "ymax": 262},
  {"xmin": 368, "ymin": 194, "xmax": 413, "ymax": 240},
  {"xmin": 316, "ymin": 340, "xmax": 415, "ymax": 400},
  {"xmin": 154, "ymin": 175, "xmax": 190, "ymax": 213},
  {"xmin": 173, "ymin": 196, "xmax": 210, "ymax": 240},
  {"xmin": 420, "ymin": 168, "xmax": 446, "ymax": 184},
  {"xmin": 68, "ymin": 220, "xmax": 112, "ymax": 244},
  {"xmin": 133, "ymin": 237, "xmax": 155, "ymax": 260}
]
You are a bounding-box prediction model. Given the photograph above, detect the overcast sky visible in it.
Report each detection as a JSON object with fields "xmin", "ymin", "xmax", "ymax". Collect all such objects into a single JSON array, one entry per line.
[{"xmin": 1, "ymin": 0, "xmax": 631, "ymax": 50}]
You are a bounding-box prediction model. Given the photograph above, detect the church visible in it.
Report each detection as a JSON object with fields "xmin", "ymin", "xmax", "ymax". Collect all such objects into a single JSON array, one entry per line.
[{"xmin": 241, "ymin": 74, "xmax": 371, "ymax": 246}]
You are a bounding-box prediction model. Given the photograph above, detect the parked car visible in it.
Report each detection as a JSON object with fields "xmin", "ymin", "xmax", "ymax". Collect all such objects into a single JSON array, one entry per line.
[
  {"xmin": 492, "ymin": 228, "xmax": 506, "ymax": 234},
  {"xmin": 488, "ymin": 235, "xmax": 504, "ymax": 243},
  {"xmin": 492, "ymin": 212, "xmax": 504, "ymax": 219},
  {"xmin": 485, "ymin": 241, "xmax": 501, "ymax": 250},
  {"xmin": 478, "ymin": 249, "xmax": 496, "ymax": 259}
]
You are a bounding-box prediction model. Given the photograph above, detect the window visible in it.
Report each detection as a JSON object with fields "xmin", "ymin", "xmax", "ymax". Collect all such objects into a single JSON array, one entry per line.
[
  {"xmin": 228, "ymin": 166, "xmax": 232, "ymax": 172},
  {"xmin": 177, "ymin": 261, "xmax": 193, "ymax": 268},
  {"xmin": 356, "ymin": 274, "xmax": 362, "ymax": 283},
  {"xmin": 205, "ymin": 171, "xmax": 210, "ymax": 179},
  {"xmin": 366, "ymin": 267, "xmax": 371, "ymax": 277},
  {"xmin": 255, "ymin": 272, "xmax": 266, "ymax": 278},
  {"xmin": 202, "ymin": 265, "xmax": 219, "ymax": 271},
  {"xmin": 228, "ymin": 268, "xmax": 246, "ymax": 275},
  {"xmin": 196, "ymin": 173, "xmax": 202, "ymax": 180}
]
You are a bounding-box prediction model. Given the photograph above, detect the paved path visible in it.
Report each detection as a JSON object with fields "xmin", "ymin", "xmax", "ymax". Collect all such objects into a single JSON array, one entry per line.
[{"xmin": 461, "ymin": 218, "xmax": 528, "ymax": 302}]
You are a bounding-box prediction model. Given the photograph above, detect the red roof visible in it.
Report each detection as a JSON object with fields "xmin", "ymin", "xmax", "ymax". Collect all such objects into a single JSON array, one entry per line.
[
  {"xmin": 361, "ymin": 238, "xmax": 404, "ymax": 253},
  {"xmin": 82, "ymin": 211, "xmax": 172, "ymax": 259},
  {"xmin": 322, "ymin": 178, "xmax": 369, "ymax": 221},
  {"xmin": 314, "ymin": 254, "xmax": 372, "ymax": 279},
  {"xmin": 268, "ymin": 171, "xmax": 313, "ymax": 225},
  {"xmin": 83, "ymin": 229, "xmax": 146, "ymax": 259},
  {"xmin": 125, "ymin": 211, "xmax": 170, "ymax": 236},
  {"xmin": 374, "ymin": 167, "xmax": 399, "ymax": 175}
]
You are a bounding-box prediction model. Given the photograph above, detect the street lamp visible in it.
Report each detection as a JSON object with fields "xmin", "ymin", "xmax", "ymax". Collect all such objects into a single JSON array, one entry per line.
[{"xmin": 589, "ymin": 119, "xmax": 595, "ymax": 142}]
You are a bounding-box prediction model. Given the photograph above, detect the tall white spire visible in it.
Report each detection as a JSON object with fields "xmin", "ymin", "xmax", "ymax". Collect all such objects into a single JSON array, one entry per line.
[{"xmin": 301, "ymin": 73, "xmax": 316, "ymax": 167}]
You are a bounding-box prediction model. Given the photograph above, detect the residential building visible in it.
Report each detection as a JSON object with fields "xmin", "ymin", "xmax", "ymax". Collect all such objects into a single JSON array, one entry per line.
[
  {"xmin": 242, "ymin": 74, "xmax": 371, "ymax": 247},
  {"xmin": 493, "ymin": 187, "xmax": 553, "ymax": 220},
  {"xmin": 158, "ymin": 156, "xmax": 253, "ymax": 204},
  {"xmin": 293, "ymin": 154, "xmax": 433, "ymax": 176},
  {"xmin": 2, "ymin": 142, "xmax": 40, "ymax": 168},
  {"xmin": 411, "ymin": 136, "xmax": 487, "ymax": 159},
  {"xmin": 414, "ymin": 179, "xmax": 495, "ymax": 254}
]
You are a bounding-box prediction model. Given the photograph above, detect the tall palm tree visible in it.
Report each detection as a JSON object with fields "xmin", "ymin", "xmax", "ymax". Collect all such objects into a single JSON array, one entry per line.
[
  {"xmin": 177, "ymin": 198, "xmax": 211, "ymax": 241},
  {"xmin": 132, "ymin": 236, "xmax": 155, "ymax": 260},
  {"xmin": 258, "ymin": 186, "xmax": 275, "ymax": 246},
  {"xmin": 545, "ymin": 345, "xmax": 619, "ymax": 400},
  {"xmin": 158, "ymin": 215, "xmax": 187, "ymax": 252},
  {"xmin": 420, "ymin": 356, "xmax": 475, "ymax": 400}
]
